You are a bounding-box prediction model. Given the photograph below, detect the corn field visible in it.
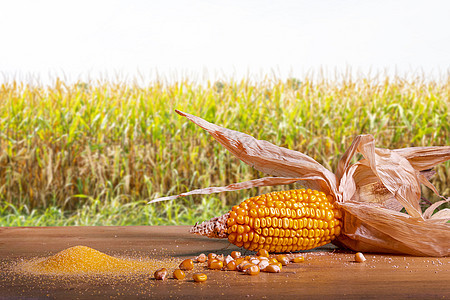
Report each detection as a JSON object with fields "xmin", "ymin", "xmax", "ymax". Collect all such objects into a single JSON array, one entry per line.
[{"xmin": 0, "ymin": 76, "xmax": 449, "ymax": 212}]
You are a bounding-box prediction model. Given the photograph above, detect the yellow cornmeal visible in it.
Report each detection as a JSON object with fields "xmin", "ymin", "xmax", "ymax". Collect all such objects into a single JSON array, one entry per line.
[{"xmin": 18, "ymin": 245, "xmax": 178, "ymax": 276}]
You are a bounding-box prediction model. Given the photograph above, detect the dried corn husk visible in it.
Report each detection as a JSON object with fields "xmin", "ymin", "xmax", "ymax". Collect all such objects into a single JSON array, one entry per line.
[{"xmin": 150, "ymin": 110, "xmax": 450, "ymax": 257}]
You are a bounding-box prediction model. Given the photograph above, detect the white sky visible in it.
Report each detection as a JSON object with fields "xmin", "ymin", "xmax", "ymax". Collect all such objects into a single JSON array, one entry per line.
[{"xmin": 1, "ymin": 0, "xmax": 449, "ymax": 83}]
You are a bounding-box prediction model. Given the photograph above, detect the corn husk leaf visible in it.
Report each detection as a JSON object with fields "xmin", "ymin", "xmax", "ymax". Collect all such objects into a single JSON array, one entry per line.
[
  {"xmin": 429, "ymin": 208, "xmax": 450, "ymax": 222},
  {"xmin": 172, "ymin": 110, "xmax": 337, "ymax": 195},
  {"xmin": 338, "ymin": 135, "xmax": 423, "ymax": 218},
  {"xmin": 333, "ymin": 201, "xmax": 450, "ymax": 256},
  {"xmin": 393, "ymin": 146, "xmax": 450, "ymax": 170},
  {"xmin": 151, "ymin": 110, "xmax": 450, "ymax": 256},
  {"xmin": 150, "ymin": 176, "xmax": 317, "ymax": 203}
]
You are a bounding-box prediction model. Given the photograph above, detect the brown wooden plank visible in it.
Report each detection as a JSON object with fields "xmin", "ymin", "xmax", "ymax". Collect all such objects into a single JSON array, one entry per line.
[{"xmin": 0, "ymin": 226, "xmax": 448, "ymax": 299}]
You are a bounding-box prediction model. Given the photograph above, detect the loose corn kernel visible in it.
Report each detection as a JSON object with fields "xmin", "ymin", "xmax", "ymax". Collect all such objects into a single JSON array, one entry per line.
[
  {"xmin": 206, "ymin": 258, "xmax": 214, "ymax": 268},
  {"xmin": 154, "ymin": 268, "xmax": 168, "ymax": 280},
  {"xmin": 231, "ymin": 251, "xmax": 241, "ymax": 259},
  {"xmin": 355, "ymin": 252, "xmax": 366, "ymax": 263},
  {"xmin": 249, "ymin": 258, "xmax": 260, "ymax": 265},
  {"xmin": 276, "ymin": 255, "xmax": 289, "ymax": 266},
  {"xmin": 258, "ymin": 260, "xmax": 269, "ymax": 270},
  {"xmin": 216, "ymin": 254, "xmax": 225, "ymax": 262},
  {"xmin": 196, "ymin": 253, "xmax": 207, "ymax": 263},
  {"xmin": 292, "ymin": 256, "xmax": 305, "ymax": 263},
  {"xmin": 245, "ymin": 264, "xmax": 260, "ymax": 275},
  {"xmin": 193, "ymin": 273, "xmax": 207, "ymax": 282},
  {"xmin": 236, "ymin": 261, "xmax": 250, "ymax": 272},
  {"xmin": 207, "ymin": 253, "xmax": 217, "ymax": 261},
  {"xmin": 226, "ymin": 260, "xmax": 237, "ymax": 271},
  {"xmin": 226, "ymin": 189, "xmax": 341, "ymax": 252},
  {"xmin": 173, "ymin": 269, "xmax": 186, "ymax": 280},
  {"xmin": 271, "ymin": 262, "xmax": 283, "ymax": 270},
  {"xmin": 225, "ymin": 255, "xmax": 234, "ymax": 265},
  {"xmin": 234, "ymin": 257, "xmax": 245, "ymax": 265},
  {"xmin": 179, "ymin": 259, "xmax": 194, "ymax": 271},
  {"xmin": 263, "ymin": 264, "xmax": 281, "ymax": 273},
  {"xmin": 268, "ymin": 257, "xmax": 278, "ymax": 264},
  {"xmin": 208, "ymin": 259, "xmax": 224, "ymax": 270},
  {"xmin": 240, "ymin": 263, "xmax": 256, "ymax": 272}
]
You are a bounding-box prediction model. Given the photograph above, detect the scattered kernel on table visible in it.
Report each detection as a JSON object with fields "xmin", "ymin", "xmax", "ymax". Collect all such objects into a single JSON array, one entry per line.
[
  {"xmin": 208, "ymin": 259, "xmax": 223, "ymax": 270},
  {"xmin": 258, "ymin": 259, "xmax": 269, "ymax": 270},
  {"xmin": 206, "ymin": 258, "xmax": 215, "ymax": 268},
  {"xmin": 245, "ymin": 264, "xmax": 260, "ymax": 275},
  {"xmin": 263, "ymin": 264, "xmax": 281, "ymax": 273},
  {"xmin": 269, "ymin": 257, "xmax": 278, "ymax": 264},
  {"xmin": 225, "ymin": 255, "xmax": 234, "ymax": 265},
  {"xmin": 237, "ymin": 260, "xmax": 250, "ymax": 271},
  {"xmin": 234, "ymin": 257, "xmax": 246, "ymax": 265},
  {"xmin": 156, "ymin": 248, "xmax": 311, "ymax": 284},
  {"xmin": 193, "ymin": 273, "xmax": 207, "ymax": 282},
  {"xmin": 249, "ymin": 257, "xmax": 261, "ymax": 265},
  {"xmin": 276, "ymin": 255, "xmax": 290, "ymax": 266},
  {"xmin": 241, "ymin": 263, "xmax": 256, "ymax": 272},
  {"xmin": 216, "ymin": 254, "xmax": 225, "ymax": 262},
  {"xmin": 226, "ymin": 260, "xmax": 237, "ymax": 271},
  {"xmin": 231, "ymin": 251, "xmax": 241, "ymax": 259},
  {"xmin": 196, "ymin": 253, "xmax": 207, "ymax": 263},
  {"xmin": 292, "ymin": 256, "xmax": 305, "ymax": 263},
  {"xmin": 271, "ymin": 262, "xmax": 283, "ymax": 270},
  {"xmin": 154, "ymin": 268, "xmax": 168, "ymax": 280},
  {"xmin": 179, "ymin": 259, "xmax": 194, "ymax": 270},
  {"xmin": 173, "ymin": 269, "xmax": 186, "ymax": 280},
  {"xmin": 355, "ymin": 252, "xmax": 366, "ymax": 263}
]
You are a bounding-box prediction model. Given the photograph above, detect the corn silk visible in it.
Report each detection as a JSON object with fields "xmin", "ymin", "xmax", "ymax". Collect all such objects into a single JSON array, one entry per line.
[{"xmin": 151, "ymin": 110, "xmax": 450, "ymax": 256}]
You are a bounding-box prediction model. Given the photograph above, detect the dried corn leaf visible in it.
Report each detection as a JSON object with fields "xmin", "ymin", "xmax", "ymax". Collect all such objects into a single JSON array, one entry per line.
[
  {"xmin": 429, "ymin": 208, "xmax": 450, "ymax": 222},
  {"xmin": 174, "ymin": 110, "xmax": 337, "ymax": 196},
  {"xmin": 338, "ymin": 135, "xmax": 423, "ymax": 218},
  {"xmin": 149, "ymin": 176, "xmax": 318, "ymax": 203},
  {"xmin": 335, "ymin": 202, "xmax": 450, "ymax": 256},
  {"xmin": 152, "ymin": 111, "xmax": 450, "ymax": 256},
  {"xmin": 424, "ymin": 199, "xmax": 450, "ymax": 221},
  {"xmin": 394, "ymin": 146, "xmax": 450, "ymax": 171}
]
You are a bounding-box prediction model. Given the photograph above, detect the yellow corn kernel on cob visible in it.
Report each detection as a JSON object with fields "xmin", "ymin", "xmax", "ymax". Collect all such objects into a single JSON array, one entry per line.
[{"xmin": 190, "ymin": 189, "xmax": 342, "ymax": 253}]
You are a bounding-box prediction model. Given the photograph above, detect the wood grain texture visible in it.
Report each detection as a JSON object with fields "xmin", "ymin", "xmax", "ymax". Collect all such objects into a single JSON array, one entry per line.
[{"xmin": 0, "ymin": 226, "xmax": 448, "ymax": 299}]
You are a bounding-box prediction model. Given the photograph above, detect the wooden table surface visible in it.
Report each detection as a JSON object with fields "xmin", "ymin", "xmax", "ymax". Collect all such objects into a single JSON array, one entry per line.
[{"xmin": 0, "ymin": 226, "xmax": 449, "ymax": 299}]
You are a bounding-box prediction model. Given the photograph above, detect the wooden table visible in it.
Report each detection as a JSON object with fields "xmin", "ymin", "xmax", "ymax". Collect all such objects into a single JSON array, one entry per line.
[{"xmin": 0, "ymin": 226, "xmax": 449, "ymax": 299}]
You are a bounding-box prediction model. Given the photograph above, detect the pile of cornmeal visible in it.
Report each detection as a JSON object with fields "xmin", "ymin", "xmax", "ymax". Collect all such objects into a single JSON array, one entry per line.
[{"xmin": 17, "ymin": 245, "xmax": 178, "ymax": 276}]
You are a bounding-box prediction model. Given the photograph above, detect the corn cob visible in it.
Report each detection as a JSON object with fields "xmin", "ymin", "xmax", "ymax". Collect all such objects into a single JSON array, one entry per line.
[{"xmin": 190, "ymin": 189, "xmax": 342, "ymax": 253}]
